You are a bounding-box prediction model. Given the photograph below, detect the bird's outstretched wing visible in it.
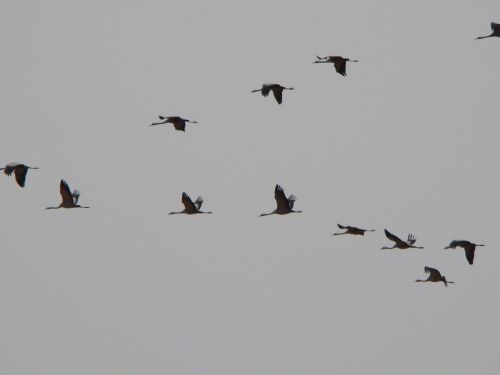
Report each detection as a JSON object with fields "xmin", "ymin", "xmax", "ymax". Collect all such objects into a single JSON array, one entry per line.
[
  {"xmin": 424, "ymin": 266, "xmax": 442, "ymax": 279},
  {"xmin": 182, "ymin": 192, "xmax": 197, "ymax": 212},
  {"xmin": 272, "ymin": 88, "xmax": 283, "ymax": 104},
  {"xmin": 384, "ymin": 229, "xmax": 403, "ymax": 244},
  {"xmin": 194, "ymin": 196, "xmax": 204, "ymax": 209},
  {"xmin": 274, "ymin": 185, "xmax": 290, "ymax": 211},
  {"xmin": 60, "ymin": 180, "xmax": 74, "ymax": 206},
  {"xmin": 287, "ymin": 194, "xmax": 297, "ymax": 209}
]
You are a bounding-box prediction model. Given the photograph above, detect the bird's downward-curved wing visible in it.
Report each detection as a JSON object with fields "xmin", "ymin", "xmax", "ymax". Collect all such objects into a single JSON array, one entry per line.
[
  {"xmin": 333, "ymin": 59, "xmax": 347, "ymax": 76},
  {"xmin": 465, "ymin": 247, "xmax": 475, "ymax": 265},
  {"xmin": 14, "ymin": 165, "xmax": 28, "ymax": 187},
  {"xmin": 272, "ymin": 88, "xmax": 283, "ymax": 104},
  {"xmin": 172, "ymin": 118, "xmax": 186, "ymax": 131}
]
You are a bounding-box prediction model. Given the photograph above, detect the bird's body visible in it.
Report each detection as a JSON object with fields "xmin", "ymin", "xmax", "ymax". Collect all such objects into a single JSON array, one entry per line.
[
  {"xmin": 415, "ymin": 266, "xmax": 453, "ymax": 287},
  {"xmin": 476, "ymin": 22, "xmax": 500, "ymax": 39},
  {"xmin": 151, "ymin": 116, "xmax": 198, "ymax": 131},
  {"xmin": 444, "ymin": 240, "xmax": 484, "ymax": 265},
  {"xmin": 260, "ymin": 184, "xmax": 302, "ymax": 216},
  {"xmin": 1, "ymin": 162, "xmax": 38, "ymax": 187},
  {"xmin": 251, "ymin": 83, "xmax": 294, "ymax": 104},
  {"xmin": 381, "ymin": 229, "xmax": 424, "ymax": 250},
  {"xmin": 333, "ymin": 224, "xmax": 374, "ymax": 236},
  {"xmin": 169, "ymin": 192, "xmax": 212, "ymax": 215},
  {"xmin": 46, "ymin": 180, "xmax": 89, "ymax": 209},
  {"xmin": 314, "ymin": 55, "xmax": 359, "ymax": 76}
]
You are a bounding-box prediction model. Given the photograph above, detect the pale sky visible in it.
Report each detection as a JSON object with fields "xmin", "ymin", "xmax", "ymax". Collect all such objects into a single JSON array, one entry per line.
[{"xmin": 1, "ymin": 1, "xmax": 500, "ymax": 374}]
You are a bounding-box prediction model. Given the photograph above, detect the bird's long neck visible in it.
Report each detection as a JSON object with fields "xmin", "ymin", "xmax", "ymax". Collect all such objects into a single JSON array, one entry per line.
[
  {"xmin": 332, "ymin": 232, "xmax": 346, "ymax": 236},
  {"xmin": 415, "ymin": 279, "xmax": 427, "ymax": 283},
  {"xmin": 381, "ymin": 245, "xmax": 396, "ymax": 250},
  {"xmin": 476, "ymin": 244, "xmax": 485, "ymax": 247},
  {"xmin": 45, "ymin": 206, "xmax": 61, "ymax": 210},
  {"xmin": 410, "ymin": 245, "xmax": 424, "ymax": 249},
  {"xmin": 29, "ymin": 167, "xmax": 39, "ymax": 170},
  {"xmin": 259, "ymin": 212, "xmax": 274, "ymax": 217},
  {"xmin": 169, "ymin": 211, "xmax": 183, "ymax": 215},
  {"xmin": 476, "ymin": 35, "xmax": 492, "ymax": 39},
  {"xmin": 251, "ymin": 89, "xmax": 262, "ymax": 93}
]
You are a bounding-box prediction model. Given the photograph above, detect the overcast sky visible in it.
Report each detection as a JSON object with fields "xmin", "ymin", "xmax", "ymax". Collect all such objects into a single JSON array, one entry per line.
[{"xmin": 1, "ymin": 1, "xmax": 500, "ymax": 374}]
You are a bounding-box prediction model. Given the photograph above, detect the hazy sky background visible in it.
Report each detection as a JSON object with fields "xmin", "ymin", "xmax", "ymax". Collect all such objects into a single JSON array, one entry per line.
[{"xmin": 1, "ymin": 1, "xmax": 499, "ymax": 374}]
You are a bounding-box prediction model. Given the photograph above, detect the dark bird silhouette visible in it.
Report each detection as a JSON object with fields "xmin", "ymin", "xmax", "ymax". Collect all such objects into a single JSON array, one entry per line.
[
  {"xmin": 251, "ymin": 84, "xmax": 294, "ymax": 104},
  {"xmin": 260, "ymin": 184, "xmax": 302, "ymax": 216},
  {"xmin": 314, "ymin": 55, "xmax": 359, "ymax": 76},
  {"xmin": 169, "ymin": 192, "xmax": 212, "ymax": 215},
  {"xmin": 0, "ymin": 162, "xmax": 38, "ymax": 187},
  {"xmin": 381, "ymin": 229, "xmax": 424, "ymax": 250},
  {"xmin": 476, "ymin": 22, "xmax": 500, "ymax": 39},
  {"xmin": 46, "ymin": 180, "xmax": 90, "ymax": 209},
  {"xmin": 444, "ymin": 240, "xmax": 484, "ymax": 265},
  {"xmin": 332, "ymin": 224, "xmax": 374, "ymax": 236},
  {"xmin": 151, "ymin": 116, "xmax": 198, "ymax": 132},
  {"xmin": 415, "ymin": 266, "xmax": 453, "ymax": 287}
]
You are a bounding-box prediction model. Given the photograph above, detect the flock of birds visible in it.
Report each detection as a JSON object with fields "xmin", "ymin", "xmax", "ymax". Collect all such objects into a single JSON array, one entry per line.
[{"xmin": 2, "ymin": 22, "xmax": 498, "ymax": 288}]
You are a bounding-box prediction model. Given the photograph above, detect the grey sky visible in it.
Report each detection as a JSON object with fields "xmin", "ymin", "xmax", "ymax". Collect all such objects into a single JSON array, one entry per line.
[{"xmin": 1, "ymin": 1, "xmax": 499, "ymax": 374}]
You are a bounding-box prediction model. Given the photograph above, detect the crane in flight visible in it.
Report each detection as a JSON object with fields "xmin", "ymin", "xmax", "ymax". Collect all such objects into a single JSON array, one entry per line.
[
  {"xmin": 46, "ymin": 180, "xmax": 90, "ymax": 209},
  {"xmin": 260, "ymin": 184, "xmax": 302, "ymax": 216},
  {"xmin": 251, "ymin": 84, "xmax": 294, "ymax": 104},
  {"xmin": 444, "ymin": 240, "xmax": 484, "ymax": 265},
  {"xmin": 476, "ymin": 22, "xmax": 500, "ymax": 39},
  {"xmin": 169, "ymin": 192, "xmax": 212, "ymax": 215},
  {"xmin": 151, "ymin": 116, "xmax": 198, "ymax": 132},
  {"xmin": 415, "ymin": 267, "xmax": 453, "ymax": 287},
  {"xmin": 332, "ymin": 224, "xmax": 374, "ymax": 236},
  {"xmin": 1, "ymin": 162, "xmax": 38, "ymax": 187},
  {"xmin": 381, "ymin": 229, "xmax": 423, "ymax": 250},
  {"xmin": 314, "ymin": 55, "xmax": 359, "ymax": 76}
]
